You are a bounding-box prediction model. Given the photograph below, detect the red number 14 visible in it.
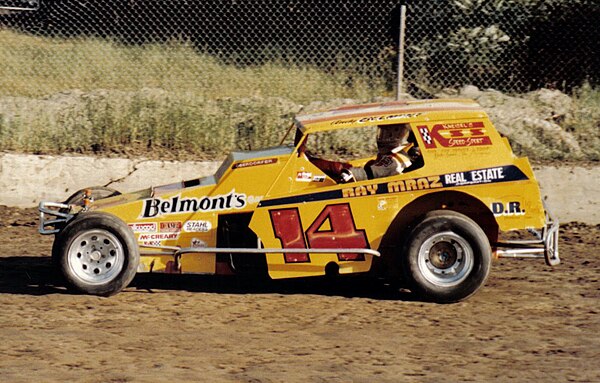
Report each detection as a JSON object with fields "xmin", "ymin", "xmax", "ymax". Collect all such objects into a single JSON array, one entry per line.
[{"xmin": 269, "ymin": 203, "xmax": 369, "ymax": 263}]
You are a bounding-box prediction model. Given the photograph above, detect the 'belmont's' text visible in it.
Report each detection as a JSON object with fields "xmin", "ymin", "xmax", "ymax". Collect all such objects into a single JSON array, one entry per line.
[{"xmin": 141, "ymin": 190, "xmax": 246, "ymax": 218}]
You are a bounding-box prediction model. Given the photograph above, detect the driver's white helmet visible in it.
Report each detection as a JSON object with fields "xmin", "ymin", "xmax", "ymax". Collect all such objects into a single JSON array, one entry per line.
[{"xmin": 376, "ymin": 123, "xmax": 410, "ymax": 153}]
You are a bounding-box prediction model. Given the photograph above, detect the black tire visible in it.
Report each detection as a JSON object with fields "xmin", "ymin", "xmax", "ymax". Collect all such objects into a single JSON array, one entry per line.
[
  {"xmin": 402, "ymin": 210, "xmax": 491, "ymax": 303},
  {"xmin": 53, "ymin": 212, "xmax": 139, "ymax": 296},
  {"xmin": 52, "ymin": 186, "xmax": 121, "ymax": 267}
]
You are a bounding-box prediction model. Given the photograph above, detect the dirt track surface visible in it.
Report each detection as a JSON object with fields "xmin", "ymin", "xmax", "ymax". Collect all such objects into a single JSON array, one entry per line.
[{"xmin": 1, "ymin": 206, "xmax": 599, "ymax": 382}]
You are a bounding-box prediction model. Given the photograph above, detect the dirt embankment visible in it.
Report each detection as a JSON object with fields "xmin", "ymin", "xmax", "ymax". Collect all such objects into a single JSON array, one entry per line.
[
  {"xmin": 2, "ymin": 86, "xmax": 599, "ymax": 162},
  {"xmin": 0, "ymin": 206, "xmax": 599, "ymax": 382},
  {"xmin": 1, "ymin": 152, "xmax": 599, "ymax": 224}
]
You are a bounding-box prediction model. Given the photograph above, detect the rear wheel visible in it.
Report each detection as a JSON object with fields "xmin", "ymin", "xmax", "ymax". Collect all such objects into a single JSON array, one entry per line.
[
  {"xmin": 54, "ymin": 212, "xmax": 139, "ymax": 296},
  {"xmin": 402, "ymin": 210, "xmax": 491, "ymax": 303}
]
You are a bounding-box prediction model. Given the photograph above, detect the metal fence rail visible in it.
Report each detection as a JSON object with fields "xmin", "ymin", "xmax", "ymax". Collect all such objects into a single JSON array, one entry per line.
[{"xmin": 1, "ymin": 0, "xmax": 598, "ymax": 97}]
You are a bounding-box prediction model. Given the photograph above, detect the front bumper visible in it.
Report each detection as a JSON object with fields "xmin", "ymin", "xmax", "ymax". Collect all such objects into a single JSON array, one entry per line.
[
  {"xmin": 38, "ymin": 201, "xmax": 74, "ymax": 235},
  {"xmin": 495, "ymin": 201, "xmax": 560, "ymax": 266}
]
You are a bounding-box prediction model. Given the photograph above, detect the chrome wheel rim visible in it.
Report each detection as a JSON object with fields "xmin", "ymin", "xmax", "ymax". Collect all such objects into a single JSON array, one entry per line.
[
  {"xmin": 418, "ymin": 231, "xmax": 474, "ymax": 287},
  {"xmin": 67, "ymin": 229, "xmax": 124, "ymax": 285}
]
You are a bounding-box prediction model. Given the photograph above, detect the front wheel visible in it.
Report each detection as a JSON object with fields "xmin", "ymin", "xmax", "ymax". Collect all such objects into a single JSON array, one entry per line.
[
  {"xmin": 53, "ymin": 212, "xmax": 139, "ymax": 296},
  {"xmin": 402, "ymin": 210, "xmax": 491, "ymax": 303},
  {"xmin": 53, "ymin": 186, "xmax": 122, "ymax": 267}
]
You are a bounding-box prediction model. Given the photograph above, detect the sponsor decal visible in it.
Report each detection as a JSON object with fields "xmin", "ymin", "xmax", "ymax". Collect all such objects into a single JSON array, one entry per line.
[
  {"xmin": 312, "ymin": 175, "xmax": 326, "ymax": 182},
  {"xmin": 443, "ymin": 167, "xmax": 505, "ymax": 186},
  {"xmin": 139, "ymin": 233, "xmax": 179, "ymax": 241},
  {"xmin": 387, "ymin": 176, "xmax": 444, "ymax": 193},
  {"xmin": 247, "ymin": 195, "xmax": 263, "ymax": 204},
  {"xmin": 160, "ymin": 221, "xmax": 182, "ymax": 233},
  {"xmin": 331, "ymin": 113, "xmax": 423, "ymax": 126},
  {"xmin": 129, "ymin": 222, "xmax": 157, "ymax": 233},
  {"xmin": 357, "ymin": 113, "xmax": 422, "ymax": 124},
  {"xmin": 259, "ymin": 165, "xmax": 528, "ymax": 207},
  {"xmin": 232, "ymin": 158, "xmax": 277, "ymax": 169},
  {"xmin": 343, "ymin": 184, "xmax": 381, "ymax": 197},
  {"xmin": 296, "ymin": 171, "xmax": 312, "ymax": 182},
  {"xmin": 141, "ymin": 240, "xmax": 162, "ymax": 247},
  {"xmin": 191, "ymin": 238, "xmax": 208, "ymax": 248},
  {"xmin": 331, "ymin": 118, "xmax": 356, "ymax": 125},
  {"xmin": 140, "ymin": 189, "xmax": 247, "ymax": 218},
  {"xmin": 418, "ymin": 121, "xmax": 492, "ymax": 149},
  {"xmin": 183, "ymin": 220, "xmax": 212, "ymax": 233},
  {"xmin": 491, "ymin": 201, "xmax": 525, "ymax": 216},
  {"xmin": 342, "ymin": 176, "xmax": 443, "ymax": 198}
]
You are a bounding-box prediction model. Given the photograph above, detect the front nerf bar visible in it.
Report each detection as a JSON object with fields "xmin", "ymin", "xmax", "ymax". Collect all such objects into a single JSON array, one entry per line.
[
  {"xmin": 40, "ymin": 199, "xmax": 559, "ymax": 266},
  {"xmin": 495, "ymin": 201, "xmax": 560, "ymax": 266},
  {"xmin": 38, "ymin": 200, "xmax": 382, "ymax": 259},
  {"xmin": 38, "ymin": 201, "xmax": 74, "ymax": 235}
]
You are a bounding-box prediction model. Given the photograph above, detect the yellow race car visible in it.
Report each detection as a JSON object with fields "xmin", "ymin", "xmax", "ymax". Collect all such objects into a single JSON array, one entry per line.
[{"xmin": 39, "ymin": 99, "xmax": 559, "ymax": 302}]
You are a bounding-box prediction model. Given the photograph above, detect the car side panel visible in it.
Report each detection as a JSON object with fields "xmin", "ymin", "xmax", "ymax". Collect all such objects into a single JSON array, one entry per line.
[
  {"xmin": 250, "ymin": 161, "xmax": 546, "ymax": 279},
  {"xmin": 93, "ymin": 155, "xmax": 288, "ymax": 274}
]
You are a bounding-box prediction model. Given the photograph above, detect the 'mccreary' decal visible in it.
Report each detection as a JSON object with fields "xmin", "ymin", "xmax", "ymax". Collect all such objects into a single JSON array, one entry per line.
[{"xmin": 258, "ymin": 165, "xmax": 527, "ymax": 208}]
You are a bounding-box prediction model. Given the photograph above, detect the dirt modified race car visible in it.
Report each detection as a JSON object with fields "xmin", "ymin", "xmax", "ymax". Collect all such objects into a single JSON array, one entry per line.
[{"xmin": 39, "ymin": 99, "xmax": 559, "ymax": 302}]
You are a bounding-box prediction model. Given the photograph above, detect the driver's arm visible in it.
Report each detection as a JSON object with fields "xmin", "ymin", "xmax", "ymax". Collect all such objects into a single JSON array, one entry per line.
[{"xmin": 307, "ymin": 155, "xmax": 352, "ymax": 181}]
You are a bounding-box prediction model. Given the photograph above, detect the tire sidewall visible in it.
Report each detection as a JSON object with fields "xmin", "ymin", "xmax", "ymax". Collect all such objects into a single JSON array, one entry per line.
[
  {"xmin": 55, "ymin": 212, "xmax": 139, "ymax": 296},
  {"xmin": 402, "ymin": 211, "xmax": 491, "ymax": 303}
]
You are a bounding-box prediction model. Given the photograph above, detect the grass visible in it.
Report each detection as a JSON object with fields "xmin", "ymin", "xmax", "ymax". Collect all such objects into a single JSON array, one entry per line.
[
  {"xmin": 0, "ymin": 30, "xmax": 390, "ymax": 159},
  {"xmin": 0, "ymin": 30, "xmax": 599, "ymax": 162},
  {"xmin": 564, "ymin": 83, "xmax": 600, "ymax": 161},
  {"xmin": 0, "ymin": 90, "xmax": 297, "ymax": 159},
  {"xmin": 0, "ymin": 30, "xmax": 384, "ymax": 102}
]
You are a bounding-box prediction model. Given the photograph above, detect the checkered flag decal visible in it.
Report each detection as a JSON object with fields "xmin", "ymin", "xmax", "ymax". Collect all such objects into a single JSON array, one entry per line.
[{"xmin": 419, "ymin": 127, "xmax": 432, "ymax": 145}]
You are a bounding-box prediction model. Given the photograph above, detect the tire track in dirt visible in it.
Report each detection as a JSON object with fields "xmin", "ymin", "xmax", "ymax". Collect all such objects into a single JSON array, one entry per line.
[{"xmin": 0, "ymin": 207, "xmax": 598, "ymax": 382}]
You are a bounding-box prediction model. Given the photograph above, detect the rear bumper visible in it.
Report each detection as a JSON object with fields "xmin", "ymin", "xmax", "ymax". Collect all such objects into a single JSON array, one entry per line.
[{"xmin": 495, "ymin": 201, "xmax": 560, "ymax": 266}]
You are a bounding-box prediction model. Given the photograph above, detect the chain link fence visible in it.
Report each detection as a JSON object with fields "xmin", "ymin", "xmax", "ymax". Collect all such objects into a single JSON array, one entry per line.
[
  {"xmin": 0, "ymin": 0, "xmax": 399, "ymax": 100},
  {"xmin": 401, "ymin": 0, "xmax": 599, "ymax": 95},
  {"xmin": 0, "ymin": 0, "xmax": 598, "ymax": 159},
  {"xmin": 1, "ymin": 0, "xmax": 598, "ymax": 98}
]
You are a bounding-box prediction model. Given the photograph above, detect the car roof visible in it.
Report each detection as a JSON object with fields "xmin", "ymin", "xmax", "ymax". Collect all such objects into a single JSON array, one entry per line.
[{"xmin": 294, "ymin": 98, "xmax": 487, "ymax": 133}]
